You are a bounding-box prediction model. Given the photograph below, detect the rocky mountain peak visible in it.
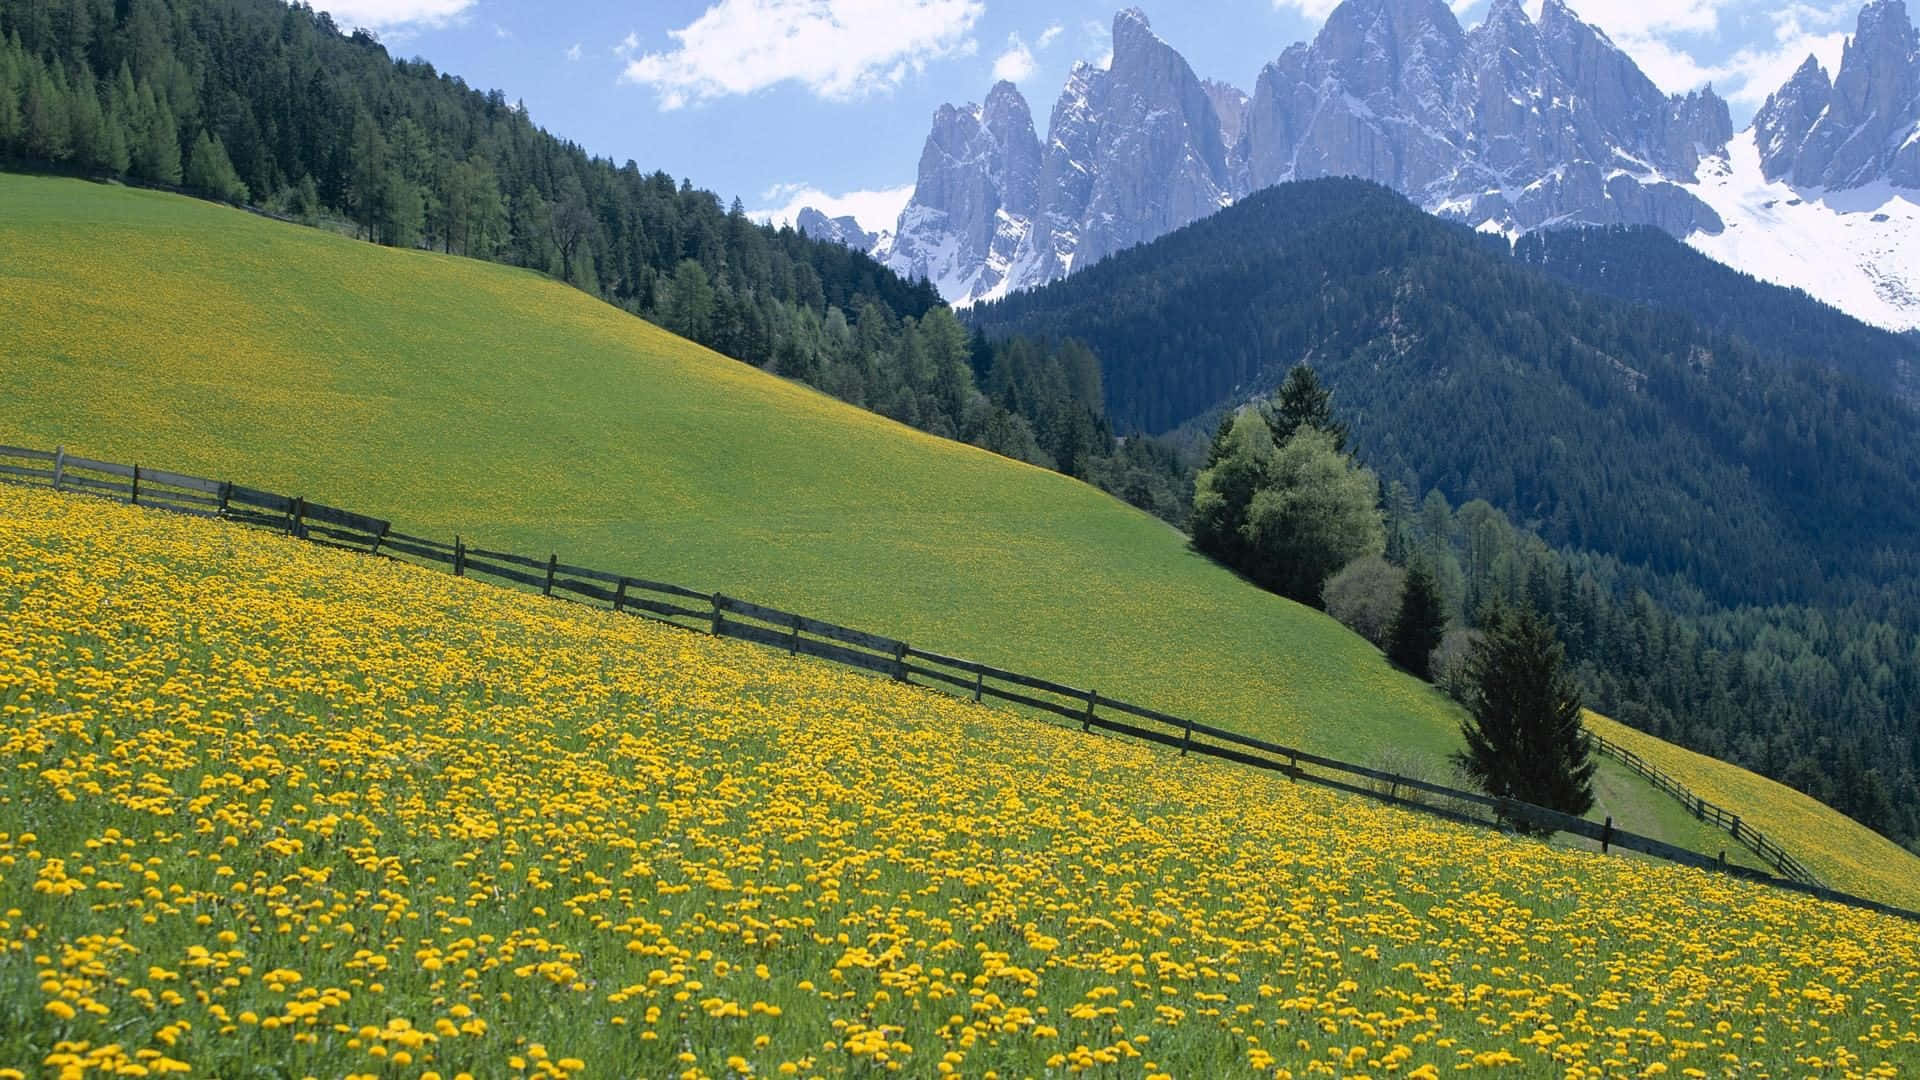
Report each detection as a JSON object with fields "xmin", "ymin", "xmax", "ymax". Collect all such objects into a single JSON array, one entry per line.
[
  {"xmin": 1482, "ymin": 0, "xmax": 1531, "ymax": 30},
  {"xmin": 1112, "ymin": 7, "xmax": 1157, "ymax": 54},
  {"xmin": 878, "ymin": 0, "xmax": 1911, "ymax": 323},
  {"xmin": 1201, "ymin": 79, "xmax": 1250, "ymax": 150},
  {"xmin": 1754, "ymin": 57, "xmax": 1832, "ymax": 179},
  {"xmin": 794, "ymin": 208, "xmax": 878, "ymax": 250},
  {"xmin": 1757, "ymin": 0, "xmax": 1920, "ymax": 188}
]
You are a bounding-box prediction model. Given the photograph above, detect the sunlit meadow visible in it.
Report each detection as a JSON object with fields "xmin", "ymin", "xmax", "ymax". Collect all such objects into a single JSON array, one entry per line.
[
  {"xmin": 2, "ymin": 175, "xmax": 1909, "ymax": 905},
  {"xmin": 2, "ymin": 485, "xmax": 1917, "ymax": 1079}
]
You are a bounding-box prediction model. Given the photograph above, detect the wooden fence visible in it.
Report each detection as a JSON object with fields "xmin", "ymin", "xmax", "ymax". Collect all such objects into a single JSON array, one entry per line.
[
  {"xmin": 3, "ymin": 442, "xmax": 1913, "ymax": 924},
  {"xmin": 1588, "ymin": 730, "xmax": 1820, "ymax": 886}
]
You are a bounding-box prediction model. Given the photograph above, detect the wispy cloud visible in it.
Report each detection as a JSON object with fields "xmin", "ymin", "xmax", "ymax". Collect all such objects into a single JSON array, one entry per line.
[
  {"xmin": 991, "ymin": 24, "xmax": 1064, "ymax": 85},
  {"xmin": 312, "ymin": 0, "xmax": 474, "ymax": 32},
  {"xmin": 614, "ymin": 31, "xmax": 640, "ymax": 57},
  {"xmin": 1081, "ymin": 18, "xmax": 1113, "ymax": 69},
  {"xmin": 1508, "ymin": 0, "xmax": 1851, "ymax": 110},
  {"xmin": 1269, "ymin": 0, "xmax": 1343, "ymax": 19},
  {"xmin": 565, "ymin": 43, "xmax": 583, "ymax": 62},
  {"xmin": 622, "ymin": 0, "xmax": 984, "ymax": 109},
  {"xmin": 752, "ymin": 181, "xmax": 915, "ymax": 235},
  {"xmin": 993, "ymin": 33, "xmax": 1036, "ymax": 83}
]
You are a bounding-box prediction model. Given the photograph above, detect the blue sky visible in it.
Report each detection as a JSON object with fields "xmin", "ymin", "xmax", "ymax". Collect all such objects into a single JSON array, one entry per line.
[{"xmin": 323, "ymin": 0, "xmax": 1866, "ymax": 233}]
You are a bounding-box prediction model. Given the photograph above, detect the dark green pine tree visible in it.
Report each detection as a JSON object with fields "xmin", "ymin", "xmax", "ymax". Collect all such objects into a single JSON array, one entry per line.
[
  {"xmin": 1454, "ymin": 606, "xmax": 1595, "ymax": 832},
  {"xmin": 1204, "ymin": 409, "xmax": 1238, "ymax": 467},
  {"xmin": 1388, "ymin": 559, "xmax": 1448, "ymax": 680},
  {"xmin": 1265, "ymin": 362, "xmax": 1348, "ymax": 451}
]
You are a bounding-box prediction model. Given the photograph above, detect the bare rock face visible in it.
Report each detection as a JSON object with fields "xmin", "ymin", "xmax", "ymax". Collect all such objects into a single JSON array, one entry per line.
[
  {"xmin": 1252, "ymin": 0, "xmax": 1471, "ymax": 197},
  {"xmin": 1070, "ymin": 9, "xmax": 1237, "ymax": 268},
  {"xmin": 1753, "ymin": 57, "xmax": 1834, "ymax": 181},
  {"xmin": 794, "ymin": 207, "xmax": 877, "ymax": 250},
  {"xmin": 883, "ymin": 0, "xmax": 1758, "ymax": 306},
  {"xmin": 1203, "ymin": 79, "xmax": 1250, "ymax": 151},
  {"xmin": 1756, "ymin": 0, "xmax": 1920, "ymax": 190},
  {"xmin": 877, "ymin": 81, "xmax": 1045, "ymax": 304},
  {"xmin": 1242, "ymin": 0, "xmax": 1728, "ymax": 232},
  {"xmin": 881, "ymin": 10, "xmax": 1234, "ymax": 305}
]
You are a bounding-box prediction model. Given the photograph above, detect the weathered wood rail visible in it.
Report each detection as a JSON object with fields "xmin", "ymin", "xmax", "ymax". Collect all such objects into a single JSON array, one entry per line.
[
  {"xmin": 2, "ymin": 442, "xmax": 1910, "ymax": 923},
  {"xmin": 1587, "ymin": 730, "xmax": 1821, "ymax": 886}
]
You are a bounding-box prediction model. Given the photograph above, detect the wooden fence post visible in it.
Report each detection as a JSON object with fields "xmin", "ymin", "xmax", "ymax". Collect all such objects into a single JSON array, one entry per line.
[
  {"xmin": 218, "ymin": 481, "xmax": 231, "ymax": 516},
  {"xmin": 129, "ymin": 465, "xmax": 140, "ymax": 505},
  {"xmin": 972, "ymin": 668, "xmax": 984, "ymax": 703},
  {"xmin": 52, "ymin": 446, "xmax": 65, "ymax": 491},
  {"xmin": 1081, "ymin": 690, "xmax": 1097, "ymax": 732},
  {"xmin": 370, "ymin": 522, "xmax": 388, "ymax": 556},
  {"xmin": 1180, "ymin": 716, "xmax": 1193, "ymax": 757},
  {"xmin": 290, "ymin": 496, "xmax": 305, "ymax": 537},
  {"xmin": 544, "ymin": 554, "xmax": 557, "ymax": 596},
  {"xmin": 453, "ymin": 536, "xmax": 465, "ymax": 577},
  {"xmin": 893, "ymin": 642, "xmax": 909, "ymax": 681},
  {"xmin": 1600, "ymin": 815, "xmax": 1613, "ymax": 855},
  {"xmin": 614, "ymin": 578, "xmax": 628, "ymax": 614},
  {"xmin": 788, "ymin": 614, "xmax": 801, "ymax": 655},
  {"xmin": 710, "ymin": 594, "xmax": 724, "ymax": 636}
]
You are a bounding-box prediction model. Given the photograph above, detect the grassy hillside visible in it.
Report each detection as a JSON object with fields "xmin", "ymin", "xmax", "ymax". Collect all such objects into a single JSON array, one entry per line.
[
  {"xmin": 1, "ymin": 174, "xmax": 1911, "ymax": 907},
  {"xmin": 4, "ymin": 483, "xmax": 1917, "ymax": 1078},
  {"xmin": 1588, "ymin": 714, "xmax": 1920, "ymax": 908}
]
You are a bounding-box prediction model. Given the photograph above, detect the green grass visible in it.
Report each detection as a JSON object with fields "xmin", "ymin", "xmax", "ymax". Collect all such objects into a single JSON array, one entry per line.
[
  {"xmin": 2, "ymin": 172, "xmax": 1912, "ymax": 908},
  {"xmin": 7, "ymin": 482, "xmax": 1917, "ymax": 1079}
]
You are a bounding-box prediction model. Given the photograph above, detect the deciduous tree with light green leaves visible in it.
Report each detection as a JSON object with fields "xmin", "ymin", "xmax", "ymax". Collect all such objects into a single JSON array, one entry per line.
[{"xmin": 1244, "ymin": 427, "xmax": 1384, "ymax": 604}]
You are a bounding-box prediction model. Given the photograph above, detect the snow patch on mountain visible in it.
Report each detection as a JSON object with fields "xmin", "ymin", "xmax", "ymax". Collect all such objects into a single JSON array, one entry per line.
[{"xmin": 1685, "ymin": 137, "xmax": 1920, "ymax": 330}]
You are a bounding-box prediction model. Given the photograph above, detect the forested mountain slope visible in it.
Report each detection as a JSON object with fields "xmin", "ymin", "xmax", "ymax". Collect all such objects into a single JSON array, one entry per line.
[
  {"xmin": 970, "ymin": 177, "xmax": 1920, "ymax": 850},
  {"xmin": 1512, "ymin": 226, "xmax": 1920, "ymax": 403},
  {"xmin": 970, "ymin": 179, "xmax": 1920, "ymax": 614}
]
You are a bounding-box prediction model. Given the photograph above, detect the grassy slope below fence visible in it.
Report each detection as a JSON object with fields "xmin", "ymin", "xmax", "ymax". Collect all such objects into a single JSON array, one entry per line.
[
  {"xmin": 1, "ymin": 173, "xmax": 1910, "ymax": 907},
  {"xmin": 5, "ymin": 483, "xmax": 1918, "ymax": 1078}
]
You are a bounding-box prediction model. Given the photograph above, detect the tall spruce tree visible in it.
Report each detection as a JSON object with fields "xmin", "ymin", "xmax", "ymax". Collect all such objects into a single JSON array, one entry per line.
[
  {"xmin": 1454, "ymin": 606, "xmax": 1595, "ymax": 832},
  {"xmin": 1388, "ymin": 559, "xmax": 1448, "ymax": 679},
  {"xmin": 1265, "ymin": 363, "xmax": 1349, "ymax": 451}
]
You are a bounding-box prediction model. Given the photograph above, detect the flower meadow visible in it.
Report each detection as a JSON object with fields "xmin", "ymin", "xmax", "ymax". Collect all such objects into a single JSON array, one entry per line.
[
  {"xmin": 8, "ymin": 174, "xmax": 1918, "ymax": 911},
  {"xmin": 1, "ymin": 484, "xmax": 1917, "ymax": 1080}
]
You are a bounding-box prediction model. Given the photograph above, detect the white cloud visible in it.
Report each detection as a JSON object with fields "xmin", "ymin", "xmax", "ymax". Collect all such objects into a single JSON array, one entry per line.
[
  {"xmin": 1569, "ymin": 0, "xmax": 1725, "ymax": 39},
  {"xmin": 614, "ymin": 32, "xmax": 640, "ymax": 57},
  {"xmin": 1080, "ymin": 18, "xmax": 1113, "ymax": 70},
  {"xmin": 1610, "ymin": 33, "xmax": 1730, "ymax": 93},
  {"xmin": 313, "ymin": 0, "xmax": 473, "ymax": 31},
  {"xmin": 493, "ymin": 23, "xmax": 511, "ymax": 39},
  {"xmin": 622, "ymin": 0, "xmax": 984, "ymax": 109},
  {"xmin": 1270, "ymin": 0, "xmax": 1344, "ymax": 19},
  {"xmin": 752, "ymin": 181, "xmax": 915, "ymax": 236},
  {"xmin": 1562, "ymin": 0, "xmax": 1853, "ymax": 108},
  {"xmin": 565, "ymin": 43, "xmax": 583, "ymax": 62},
  {"xmin": 1718, "ymin": 32, "xmax": 1848, "ymax": 107},
  {"xmin": 992, "ymin": 23, "xmax": 1063, "ymax": 84},
  {"xmin": 993, "ymin": 33, "xmax": 1036, "ymax": 83}
]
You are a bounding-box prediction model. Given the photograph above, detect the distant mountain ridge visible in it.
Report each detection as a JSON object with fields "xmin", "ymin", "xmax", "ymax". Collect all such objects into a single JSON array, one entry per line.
[
  {"xmin": 830, "ymin": 0, "xmax": 1920, "ymax": 328},
  {"xmin": 966, "ymin": 176, "xmax": 1920, "ymax": 614}
]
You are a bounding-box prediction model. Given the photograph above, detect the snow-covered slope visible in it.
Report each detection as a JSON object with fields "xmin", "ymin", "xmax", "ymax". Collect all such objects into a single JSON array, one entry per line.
[{"xmin": 1686, "ymin": 138, "xmax": 1920, "ymax": 331}]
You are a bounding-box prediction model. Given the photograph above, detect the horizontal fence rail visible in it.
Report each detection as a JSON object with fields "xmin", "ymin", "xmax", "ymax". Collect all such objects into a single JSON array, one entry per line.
[
  {"xmin": 2, "ymin": 442, "xmax": 1911, "ymax": 925},
  {"xmin": 1587, "ymin": 731, "xmax": 1821, "ymax": 886}
]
